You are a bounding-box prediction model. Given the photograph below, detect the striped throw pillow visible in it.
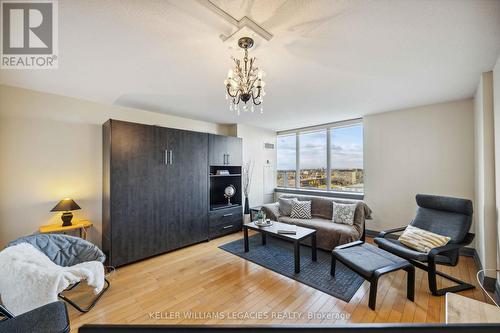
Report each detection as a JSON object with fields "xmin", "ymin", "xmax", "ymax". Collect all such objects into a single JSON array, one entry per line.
[{"xmin": 399, "ymin": 225, "xmax": 451, "ymax": 253}]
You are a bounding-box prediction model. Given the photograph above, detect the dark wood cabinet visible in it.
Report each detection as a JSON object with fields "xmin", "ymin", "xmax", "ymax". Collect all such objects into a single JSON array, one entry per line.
[
  {"xmin": 207, "ymin": 135, "xmax": 243, "ymax": 238},
  {"xmin": 209, "ymin": 134, "xmax": 242, "ymax": 166},
  {"xmin": 226, "ymin": 136, "xmax": 242, "ymax": 166},
  {"xmin": 104, "ymin": 120, "xmax": 159, "ymax": 266},
  {"xmin": 208, "ymin": 134, "xmax": 226, "ymax": 166},
  {"xmin": 152, "ymin": 126, "xmax": 180, "ymax": 253},
  {"xmin": 103, "ymin": 120, "xmax": 209, "ymax": 267},
  {"xmin": 155, "ymin": 127, "xmax": 209, "ymax": 249},
  {"xmin": 208, "ymin": 206, "xmax": 243, "ymax": 239}
]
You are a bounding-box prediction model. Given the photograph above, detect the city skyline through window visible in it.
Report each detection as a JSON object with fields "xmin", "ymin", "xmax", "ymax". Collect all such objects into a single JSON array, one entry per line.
[
  {"xmin": 300, "ymin": 130, "xmax": 326, "ymax": 189},
  {"xmin": 276, "ymin": 121, "xmax": 364, "ymax": 193}
]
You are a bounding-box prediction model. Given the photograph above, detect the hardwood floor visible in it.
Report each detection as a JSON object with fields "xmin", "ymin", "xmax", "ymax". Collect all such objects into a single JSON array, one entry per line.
[{"xmin": 67, "ymin": 232, "xmax": 490, "ymax": 332}]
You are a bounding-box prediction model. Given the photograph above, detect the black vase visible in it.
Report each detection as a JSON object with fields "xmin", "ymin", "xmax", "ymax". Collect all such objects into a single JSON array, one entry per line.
[{"xmin": 244, "ymin": 197, "xmax": 250, "ymax": 214}]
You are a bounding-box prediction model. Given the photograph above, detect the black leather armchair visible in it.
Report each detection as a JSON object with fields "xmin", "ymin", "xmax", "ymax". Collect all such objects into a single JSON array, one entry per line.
[{"xmin": 374, "ymin": 194, "xmax": 475, "ymax": 296}]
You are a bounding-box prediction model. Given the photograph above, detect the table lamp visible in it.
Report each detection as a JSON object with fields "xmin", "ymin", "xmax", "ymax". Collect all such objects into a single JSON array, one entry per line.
[{"xmin": 50, "ymin": 198, "xmax": 81, "ymax": 226}]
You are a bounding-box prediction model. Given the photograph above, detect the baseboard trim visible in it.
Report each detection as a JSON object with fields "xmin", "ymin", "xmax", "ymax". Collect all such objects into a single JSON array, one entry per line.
[
  {"xmin": 459, "ymin": 246, "xmax": 476, "ymax": 257},
  {"xmin": 469, "ymin": 247, "xmax": 497, "ymax": 293}
]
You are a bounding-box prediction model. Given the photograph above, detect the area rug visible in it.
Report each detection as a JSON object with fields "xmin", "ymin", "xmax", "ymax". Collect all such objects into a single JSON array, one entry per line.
[{"xmin": 219, "ymin": 235, "xmax": 364, "ymax": 302}]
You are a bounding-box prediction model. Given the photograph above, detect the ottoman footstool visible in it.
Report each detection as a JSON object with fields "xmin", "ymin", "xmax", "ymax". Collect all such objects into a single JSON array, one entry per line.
[{"xmin": 331, "ymin": 240, "xmax": 415, "ymax": 310}]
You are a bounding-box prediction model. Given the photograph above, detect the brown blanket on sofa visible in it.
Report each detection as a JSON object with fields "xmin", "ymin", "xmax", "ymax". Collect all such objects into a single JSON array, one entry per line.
[{"xmin": 261, "ymin": 195, "xmax": 372, "ymax": 251}]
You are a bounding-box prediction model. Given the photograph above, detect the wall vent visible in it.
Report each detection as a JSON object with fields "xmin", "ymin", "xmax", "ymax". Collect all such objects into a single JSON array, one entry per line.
[{"xmin": 264, "ymin": 143, "xmax": 275, "ymax": 150}]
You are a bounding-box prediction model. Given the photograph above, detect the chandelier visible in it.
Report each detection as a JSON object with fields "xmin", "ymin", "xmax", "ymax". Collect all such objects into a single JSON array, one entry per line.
[{"xmin": 224, "ymin": 37, "xmax": 266, "ymax": 115}]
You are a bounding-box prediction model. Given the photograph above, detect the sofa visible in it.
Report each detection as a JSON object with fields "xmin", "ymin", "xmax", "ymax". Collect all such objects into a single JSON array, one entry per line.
[{"xmin": 260, "ymin": 195, "xmax": 372, "ymax": 251}]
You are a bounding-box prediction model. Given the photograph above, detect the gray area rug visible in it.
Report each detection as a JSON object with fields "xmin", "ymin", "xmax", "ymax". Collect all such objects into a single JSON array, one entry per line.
[{"xmin": 219, "ymin": 235, "xmax": 364, "ymax": 302}]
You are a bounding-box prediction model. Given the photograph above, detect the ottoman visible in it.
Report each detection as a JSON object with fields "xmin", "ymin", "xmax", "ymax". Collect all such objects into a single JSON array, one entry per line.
[{"xmin": 331, "ymin": 240, "xmax": 415, "ymax": 310}]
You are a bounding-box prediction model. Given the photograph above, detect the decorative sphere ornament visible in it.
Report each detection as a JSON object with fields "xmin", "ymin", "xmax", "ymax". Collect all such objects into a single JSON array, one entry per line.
[{"xmin": 224, "ymin": 185, "xmax": 236, "ymax": 204}]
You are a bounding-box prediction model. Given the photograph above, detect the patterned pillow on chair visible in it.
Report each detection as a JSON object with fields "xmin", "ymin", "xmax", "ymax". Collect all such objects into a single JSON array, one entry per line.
[
  {"xmin": 290, "ymin": 201, "xmax": 312, "ymax": 219},
  {"xmin": 399, "ymin": 225, "xmax": 451, "ymax": 253}
]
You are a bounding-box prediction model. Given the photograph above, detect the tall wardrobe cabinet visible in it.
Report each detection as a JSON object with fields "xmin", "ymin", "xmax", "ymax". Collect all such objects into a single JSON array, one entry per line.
[{"xmin": 102, "ymin": 120, "xmax": 209, "ymax": 266}]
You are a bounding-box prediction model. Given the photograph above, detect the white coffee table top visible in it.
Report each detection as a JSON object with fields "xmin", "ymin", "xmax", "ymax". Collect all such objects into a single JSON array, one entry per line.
[{"xmin": 243, "ymin": 221, "xmax": 316, "ymax": 240}]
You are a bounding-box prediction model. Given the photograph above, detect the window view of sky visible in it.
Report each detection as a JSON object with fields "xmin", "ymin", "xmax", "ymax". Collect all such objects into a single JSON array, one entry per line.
[
  {"xmin": 277, "ymin": 134, "xmax": 296, "ymax": 171},
  {"xmin": 277, "ymin": 124, "xmax": 363, "ymax": 170},
  {"xmin": 331, "ymin": 124, "xmax": 363, "ymax": 169},
  {"xmin": 300, "ymin": 130, "xmax": 326, "ymax": 169}
]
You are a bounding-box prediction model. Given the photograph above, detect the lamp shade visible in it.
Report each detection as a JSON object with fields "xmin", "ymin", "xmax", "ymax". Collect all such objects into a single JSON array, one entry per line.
[{"xmin": 50, "ymin": 198, "xmax": 81, "ymax": 212}]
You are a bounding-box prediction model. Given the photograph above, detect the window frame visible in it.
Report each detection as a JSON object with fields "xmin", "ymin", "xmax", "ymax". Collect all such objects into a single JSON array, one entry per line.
[{"xmin": 276, "ymin": 118, "xmax": 363, "ymax": 194}]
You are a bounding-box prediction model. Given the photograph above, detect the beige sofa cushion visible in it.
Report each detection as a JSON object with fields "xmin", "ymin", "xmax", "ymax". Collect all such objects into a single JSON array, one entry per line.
[{"xmin": 278, "ymin": 216, "xmax": 361, "ymax": 251}]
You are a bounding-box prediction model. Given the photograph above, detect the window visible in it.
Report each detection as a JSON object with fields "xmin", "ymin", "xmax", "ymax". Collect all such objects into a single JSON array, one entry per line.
[
  {"xmin": 276, "ymin": 134, "xmax": 296, "ymax": 188},
  {"xmin": 330, "ymin": 124, "xmax": 364, "ymax": 193},
  {"xmin": 276, "ymin": 121, "xmax": 363, "ymax": 193},
  {"xmin": 299, "ymin": 130, "xmax": 327, "ymax": 189}
]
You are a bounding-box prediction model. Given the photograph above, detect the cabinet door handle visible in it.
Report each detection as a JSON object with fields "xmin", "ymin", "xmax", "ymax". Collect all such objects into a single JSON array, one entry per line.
[
  {"xmin": 165, "ymin": 149, "xmax": 169, "ymax": 165},
  {"xmin": 169, "ymin": 150, "xmax": 173, "ymax": 165},
  {"xmin": 227, "ymin": 154, "xmax": 230, "ymax": 165},
  {"xmin": 223, "ymin": 154, "xmax": 227, "ymax": 165},
  {"xmin": 223, "ymin": 224, "xmax": 234, "ymax": 229},
  {"xmin": 223, "ymin": 213, "xmax": 233, "ymax": 217}
]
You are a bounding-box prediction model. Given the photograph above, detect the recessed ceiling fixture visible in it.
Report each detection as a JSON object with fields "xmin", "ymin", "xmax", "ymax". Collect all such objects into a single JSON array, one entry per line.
[{"xmin": 224, "ymin": 37, "xmax": 266, "ymax": 115}]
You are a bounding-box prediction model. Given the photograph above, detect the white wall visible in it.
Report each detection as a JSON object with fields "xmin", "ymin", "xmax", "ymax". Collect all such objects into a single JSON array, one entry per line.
[
  {"xmin": 493, "ymin": 56, "xmax": 500, "ymax": 284},
  {"xmin": 0, "ymin": 84, "xmax": 233, "ymax": 248},
  {"xmin": 236, "ymin": 124, "xmax": 277, "ymax": 207},
  {"xmin": 474, "ymin": 72, "xmax": 497, "ymax": 278},
  {"xmin": 364, "ymin": 99, "xmax": 475, "ymax": 231}
]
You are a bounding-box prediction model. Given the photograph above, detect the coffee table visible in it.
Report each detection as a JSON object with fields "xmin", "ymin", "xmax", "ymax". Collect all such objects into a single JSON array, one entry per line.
[{"xmin": 243, "ymin": 221, "xmax": 317, "ymax": 273}]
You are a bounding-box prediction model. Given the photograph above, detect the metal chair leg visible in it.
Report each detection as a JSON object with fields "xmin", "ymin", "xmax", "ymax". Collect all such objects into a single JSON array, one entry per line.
[
  {"xmin": 58, "ymin": 278, "xmax": 110, "ymax": 313},
  {"xmin": 404, "ymin": 265, "xmax": 415, "ymax": 301},
  {"xmin": 427, "ymin": 257, "xmax": 438, "ymax": 295},
  {"xmin": 330, "ymin": 254, "xmax": 336, "ymax": 276},
  {"xmin": 412, "ymin": 259, "xmax": 475, "ymax": 296},
  {"xmin": 368, "ymin": 278, "xmax": 378, "ymax": 310}
]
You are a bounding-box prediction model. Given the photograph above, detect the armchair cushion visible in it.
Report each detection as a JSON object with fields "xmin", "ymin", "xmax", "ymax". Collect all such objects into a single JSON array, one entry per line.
[
  {"xmin": 416, "ymin": 194, "xmax": 473, "ymax": 216},
  {"xmin": 374, "ymin": 237, "xmax": 429, "ymax": 262},
  {"xmin": 8, "ymin": 234, "xmax": 105, "ymax": 267},
  {"xmin": 411, "ymin": 194, "xmax": 472, "ymax": 243},
  {"xmin": 374, "ymin": 237, "xmax": 455, "ymax": 265}
]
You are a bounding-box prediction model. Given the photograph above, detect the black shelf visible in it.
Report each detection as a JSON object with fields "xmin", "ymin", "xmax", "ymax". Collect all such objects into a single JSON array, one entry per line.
[
  {"xmin": 210, "ymin": 203, "xmax": 241, "ymax": 211},
  {"xmin": 210, "ymin": 174, "xmax": 242, "ymax": 177}
]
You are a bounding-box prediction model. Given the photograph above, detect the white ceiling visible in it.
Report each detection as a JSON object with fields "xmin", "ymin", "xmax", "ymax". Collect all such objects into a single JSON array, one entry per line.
[{"xmin": 1, "ymin": 0, "xmax": 500, "ymax": 131}]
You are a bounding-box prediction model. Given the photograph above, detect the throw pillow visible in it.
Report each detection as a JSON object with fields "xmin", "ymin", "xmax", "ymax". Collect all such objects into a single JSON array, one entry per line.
[
  {"xmin": 332, "ymin": 202, "xmax": 356, "ymax": 225},
  {"xmin": 290, "ymin": 201, "xmax": 312, "ymax": 219},
  {"xmin": 279, "ymin": 197, "xmax": 298, "ymax": 216},
  {"xmin": 266, "ymin": 203, "xmax": 281, "ymax": 220},
  {"xmin": 399, "ymin": 225, "xmax": 451, "ymax": 253}
]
